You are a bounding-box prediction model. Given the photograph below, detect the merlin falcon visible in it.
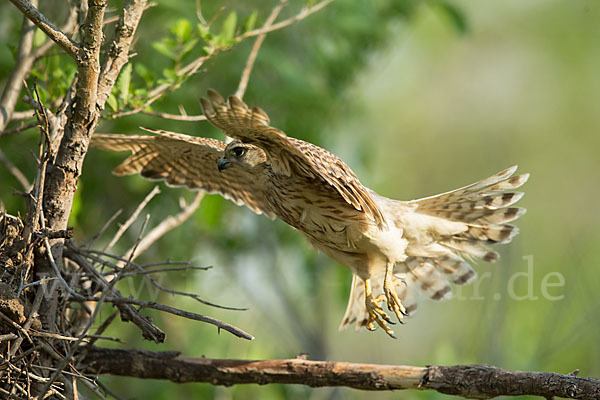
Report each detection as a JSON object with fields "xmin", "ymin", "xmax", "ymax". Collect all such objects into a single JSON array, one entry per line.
[{"xmin": 92, "ymin": 89, "xmax": 528, "ymax": 337}]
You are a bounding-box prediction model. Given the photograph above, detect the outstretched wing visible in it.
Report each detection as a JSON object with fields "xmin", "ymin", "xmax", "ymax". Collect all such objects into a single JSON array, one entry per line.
[
  {"xmin": 200, "ymin": 89, "xmax": 386, "ymax": 226},
  {"xmin": 91, "ymin": 129, "xmax": 275, "ymax": 219}
]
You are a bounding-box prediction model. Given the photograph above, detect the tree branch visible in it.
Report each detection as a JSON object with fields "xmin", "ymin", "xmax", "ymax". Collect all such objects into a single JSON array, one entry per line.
[
  {"xmin": 235, "ymin": 1, "xmax": 285, "ymax": 99},
  {"xmin": 0, "ymin": 0, "xmax": 37, "ymax": 131},
  {"xmin": 237, "ymin": 0, "xmax": 335, "ymax": 41},
  {"xmin": 96, "ymin": 0, "xmax": 148, "ymax": 110},
  {"xmin": 8, "ymin": 0, "xmax": 80, "ymax": 60},
  {"xmin": 83, "ymin": 349, "xmax": 600, "ymax": 399},
  {"xmin": 42, "ymin": 0, "xmax": 107, "ymax": 264}
]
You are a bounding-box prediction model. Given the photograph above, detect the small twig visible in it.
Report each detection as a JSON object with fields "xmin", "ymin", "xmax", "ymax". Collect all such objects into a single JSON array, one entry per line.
[
  {"xmin": 103, "ymin": 185, "xmax": 160, "ymax": 253},
  {"xmin": 0, "ymin": 120, "xmax": 38, "ymax": 137},
  {"xmin": 116, "ymin": 264, "xmax": 211, "ymax": 277},
  {"xmin": 41, "ymin": 217, "xmax": 85, "ymax": 300},
  {"xmin": 80, "ymin": 248, "xmax": 241, "ymax": 311},
  {"xmin": 140, "ymin": 109, "xmax": 206, "ymax": 121},
  {"xmin": 81, "ymin": 208, "xmax": 122, "ymax": 249},
  {"xmin": 0, "ymin": 0, "xmax": 37, "ymax": 131},
  {"xmin": 40, "ymin": 216, "xmax": 151, "ymax": 396},
  {"xmin": 65, "ymin": 224, "xmax": 167, "ymax": 343},
  {"xmin": 235, "ymin": 1, "xmax": 285, "ymax": 99},
  {"xmin": 83, "ymin": 296, "xmax": 254, "ymax": 340},
  {"xmin": 120, "ymin": 191, "xmax": 204, "ymax": 262},
  {"xmin": 9, "ymin": 283, "xmax": 45, "ymax": 357},
  {"xmin": 94, "ymin": 379, "xmax": 126, "ymax": 400},
  {"xmin": 0, "ymin": 149, "xmax": 31, "ymax": 191},
  {"xmin": 237, "ymin": 0, "xmax": 335, "ymax": 41},
  {"xmin": 0, "ymin": 311, "xmax": 34, "ymax": 346},
  {"xmin": 10, "ymin": 110, "xmax": 36, "ymax": 120},
  {"xmin": 0, "ymin": 333, "xmax": 19, "ymax": 342}
]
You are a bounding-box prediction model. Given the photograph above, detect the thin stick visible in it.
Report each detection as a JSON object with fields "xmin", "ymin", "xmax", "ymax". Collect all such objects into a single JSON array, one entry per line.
[
  {"xmin": 140, "ymin": 110, "xmax": 206, "ymax": 121},
  {"xmin": 0, "ymin": 120, "xmax": 38, "ymax": 137},
  {"xmin": 121, "ymin": 191, "xmax": 204, "ymax": 262},
  {"xmin": 81, "ymin": 249, "xmax": 243, "ymax": 311},
  {"xmin": 83, "ymin": 296, "xmax": 254, "ymax": 340},
  {"xmin": 81, "ymin": 208, "xmax": 123, "ymax": 249},
  {"xmin": 103, "ymin": 185, "xmax": 160, "ymax": 253},
  {"xmin": 235, "ymin": 1, "xmax": 285, "ymax": 99},
  {"xmin": 0, "ymin": 149, "xmax": 31, "ymax": 190},
  {"xmin": 39, "ymin": 216, "xmax": 152, "ymax": 396},
  {"xmin": 238, "ymin": 0, "xmax": 335, "ymax": 41}
]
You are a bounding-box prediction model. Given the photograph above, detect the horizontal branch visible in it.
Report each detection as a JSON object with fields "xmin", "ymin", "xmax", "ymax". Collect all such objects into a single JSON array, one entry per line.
[{"xmin": 83, "ymin": 348, "xmax": 600, "ymax": 399}]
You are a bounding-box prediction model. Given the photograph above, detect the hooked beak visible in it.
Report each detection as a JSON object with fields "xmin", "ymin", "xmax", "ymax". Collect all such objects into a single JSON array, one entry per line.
[{"xmin": 217, "ymin": 158, "xmax": 231, "ymax": 172}]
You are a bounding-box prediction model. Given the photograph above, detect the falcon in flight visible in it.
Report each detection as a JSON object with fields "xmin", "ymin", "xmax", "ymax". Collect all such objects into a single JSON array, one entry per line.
[{"xmin": 92, "ymin": 90, "xmax": 528, "ymax": 337}]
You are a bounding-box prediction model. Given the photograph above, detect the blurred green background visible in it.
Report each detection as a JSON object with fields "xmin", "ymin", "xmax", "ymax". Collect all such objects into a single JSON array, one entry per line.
[{"xmin": 1, "ymin": 0, "xmax": 599, "ymax": 399}]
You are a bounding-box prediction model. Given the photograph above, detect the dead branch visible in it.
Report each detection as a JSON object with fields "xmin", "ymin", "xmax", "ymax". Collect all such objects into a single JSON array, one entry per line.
[
  {"xmin": 120, "ymin": 190, "xmax": 204, "ymax": 262},
  {"xmin": 82, "ymin": 349, "xmax": 600, "ymax": 399},
  {"xmin": 103, "ymin": 185, "xmax": 160, "ymax": 253},
  {"xmin": 82, "ymin": 297, "xmax": 254, "ymax": 340}
]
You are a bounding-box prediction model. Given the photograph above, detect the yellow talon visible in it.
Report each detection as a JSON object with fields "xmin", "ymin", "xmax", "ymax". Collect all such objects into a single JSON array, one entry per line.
[
  {"xmin": 364, "ymin": 279, "xmax": 396, "ymax": 338},
  {"xmin": 384, "ymin": 263, "xmax": 407, "ymax": 323}
]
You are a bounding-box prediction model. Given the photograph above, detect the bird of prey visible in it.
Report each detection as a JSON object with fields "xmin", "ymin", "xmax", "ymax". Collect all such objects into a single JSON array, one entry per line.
[{"xmin": 91, "ymin": 89, "xmax": 528, "ymax": 337}]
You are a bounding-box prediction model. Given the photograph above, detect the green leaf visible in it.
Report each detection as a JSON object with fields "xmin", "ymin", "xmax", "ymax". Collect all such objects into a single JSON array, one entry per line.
[
  {"xmin": 243, "ymin": 11, "xmax": 258, "ymax": 33},
  {"xmin": 33, "ymin": 29, "xmax": 47, "ymax": 47},
  {"xmin": 152, "ymin": 41, "xmax": 174, "ymax": 59},
  {"xmin": 197, "ymin": 23, "xmax": 213, "ymax": 41},
  {"xmin": 180, "ymin": 38, "xmax": 199, "ymax": 58},
  {"xmin": 116, "ymin": 63, "xmax": 132, "ymax": 104},
  {"xmin": 134, "ymin": 63, "xmax": 154, "ymax": 86},
  {"xmin": 162, "ymin": 67, "xmax": 177, "ymax": 81},
  {"xmin": 106, "ymin": 93, "xmax": 118, "ymax": 112},
  {"xmin": 220, "ymin": 11, "xmax": 237, "ymax": 42},
  {"xmin": 172, "ymin": 19, "xmax": 193, "ymax": 42}
]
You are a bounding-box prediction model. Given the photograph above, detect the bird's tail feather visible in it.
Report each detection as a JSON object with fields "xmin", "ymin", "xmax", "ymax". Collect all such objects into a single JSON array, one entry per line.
[{"xmin": 339, "ymin": 166, "xmax": 528, "ymax": 332}]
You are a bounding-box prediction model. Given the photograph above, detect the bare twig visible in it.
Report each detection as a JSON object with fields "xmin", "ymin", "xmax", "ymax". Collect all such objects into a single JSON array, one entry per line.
[
  {"xmin": 235, "ymin": 1, "xmax": 285, "ymax": 99},
  {"xmin": 65, "ymin": 240, "xmax": 166, "ymax": 343},
  {"xmin": 103, "ymin": 185, "xmax": 160, "ymax": 253},
  {"xmin": 10, "ymin": 110, "xmax": 36, "ymax": 120},
  {"xmin": 81, "ymin": 208, "xmax": 123, "ymax": 249},
  {"xmin": 0, "ymin": 120, "xmax": 38, "ymax": 137},
  {"xmin": 75, "ymin": 247, "xmax": 244, "ymax": 311},
  {"xmin": 43, "ymin": 235, "xmax": 85, "ymax": 300},
  {"xmin": 83, "ymin": 297, "xmax": 254, "ymax": 340},
  {"xmin": 140, "ymin": 109, "xmax": 206, "ymax": 121},
  {"xmin": 116, "ymin": 264, "xmax": 210, "ymax": 277},
  {"xmin": 1, "ymin": 0, "xmax": 38, "ymax": 131},
  {"xmin": 83, "ymin": 351, "xmax": 600, "ymax": 399},
  {"xmin": 0, "ymin": 149, "xmax": 31, "ymax": 191},
  {"xmin": 7, "ymin": 0, "xmax": 80, "ymax": 60},
  {"xmin": 121, "ymin": 191, "xmax": 203, "ymax": 262},
  {"xmin": 237, "ymin": 0, "xmax": 335, "ymax": 41},
  {"xmin": 39, "ymin": 215, "xmax": 151, "ymax": 397}
]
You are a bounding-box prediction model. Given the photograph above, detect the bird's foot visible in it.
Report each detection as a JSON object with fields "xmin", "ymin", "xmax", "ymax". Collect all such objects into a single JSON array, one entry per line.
[
  {"xmin": 384, "ymin": 265, "xmax": 408, "ymax": 323},
  {"xmin": 364, "ymin": 280, "xmax": 396, "ymax": 338}
]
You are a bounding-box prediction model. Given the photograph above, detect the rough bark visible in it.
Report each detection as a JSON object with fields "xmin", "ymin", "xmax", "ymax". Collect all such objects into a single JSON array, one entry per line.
[{"xmin": 83, "ymin": 347, "xmax": 600, "ymax": 399}]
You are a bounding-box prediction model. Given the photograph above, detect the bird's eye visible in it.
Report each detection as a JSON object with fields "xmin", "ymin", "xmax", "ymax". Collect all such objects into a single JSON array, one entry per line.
[{"xmin": 231, "ymin": 147, "xmax": 246, "ymax": 158}]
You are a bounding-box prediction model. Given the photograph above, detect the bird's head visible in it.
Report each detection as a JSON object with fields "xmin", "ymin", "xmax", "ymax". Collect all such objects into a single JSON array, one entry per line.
[{"xmin": 218, "ymin": 140, "xmax": 266, "ymax": 172}]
